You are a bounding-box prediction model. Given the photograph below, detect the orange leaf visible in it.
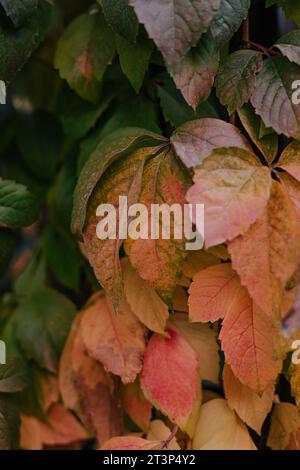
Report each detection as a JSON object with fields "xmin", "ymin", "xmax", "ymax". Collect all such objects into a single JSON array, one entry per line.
[
  {"xmin": 81, "ymin": 293, "xmax": 146, "ymax": 383},
  {"xmin": 189, "ymin": 263, "xmax": 240, "ymax": 323},
  {"xmin": 267, "ymin": 403, "xmax": 300, "ymax": 450},
  {"xmin": 192, "ymin": 398, "xmax": 256, "ymax": 450},
  {"xmin": 140, "ymin": 327, "xmax": 201, "ymax": 437},
  {"xmin": 223, "ymin": 363, "xmax": 274, "ymax": 434},
  {"xmin": 123, "ymin": 259, "xmax": 169, "ymax": 335},
  {"xmin": 147, "ymin": 420, "xmax": 180, "ymax": 450},
  {"xmin": 277, "ymin": 141, "xmax": 300, "ymax": 182},
  {"xmin": 228, "ymin": 180, "xmax": 300, "ymax": 316}
]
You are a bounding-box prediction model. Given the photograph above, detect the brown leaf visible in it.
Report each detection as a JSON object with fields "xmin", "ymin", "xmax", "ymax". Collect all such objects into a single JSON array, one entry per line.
[{"xmin": 267, "ymin": 403, "xmax": 300, "ymax": 450}]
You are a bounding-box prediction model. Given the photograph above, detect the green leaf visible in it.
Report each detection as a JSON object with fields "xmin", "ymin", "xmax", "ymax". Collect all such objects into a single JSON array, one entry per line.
[
  {"xmin": 0, "ymin": 0, "xmax": 51, "ymax": 81},
  {"xmin": 0, "ymin": 179, "xmax": 39, "ymax": 229},
  {"xmin": 116, "ymin": 28, "xmax": 153, "ymax": 92},
  {"xmin": 274, "ymin": 30, "xmax": 300, "ymax": 66},
  {"xmin": 0, "ymin": 80, "xmax": 6, "ymax": 104},
  {"xmin": 14, "ymin": 251, "xmax": 46, "ymax": 296},
  {"xmin": 251, "ymin": 56, "xmax": 300, "ymax": 139},
  {"xmin": 0, "ymin": 229, "xmax": 16, "ymax": 277},
  {"xmin": 0, "ymin": 395, "xmax": 20, "ymax": 449},
  {"xmin": 16, "ymin": 111, "xmax": 62, "ymax": 183},
  {"xmin": 43, "ymin": 226, "xmax": 81, "ymax": 292},
  {"xmin": 15, "ymin": 287, "xmax": 76, "ymax": 373},
  {"xmin": 72, "ymin": 127, "xmax": 166, "ymax": 239},
  {"xmin": 238, "ymin": 103, "xmax": 278, "ymax": 164},
  {"xmin": 55, "ymin": 84, "xmax": 115, "ymax": 141},
  {"xmin": 168, "ymin": 31, "xmax": 219, "ymax": 110},
  {"xmin": 129, "ymin": 0, "xmax": 220, "ymax": 64},
  {"xmin": 0, "ymin": 0, "xmax": 38, "ymax": 28},
  {"xmin": 0, "ymin": 359, "xmax": 27, "ymax": 393},
  {"xmin": 210, "ymin": 0, "xmax": 250, "ymax": 47},
  {"xmin": 54, "ymin": 8, "xmax": 115, "ymax": 102},
  {"xmin": 215, "ymin": 50, "xmax": 263, "ymax": 115},
  {"xmin": 101, "ymin": 0, "xmax": 138, "ymax": 43},
  {"xmin": 157, "ymin": 75, "xmax": 219, "ymax": 127}
]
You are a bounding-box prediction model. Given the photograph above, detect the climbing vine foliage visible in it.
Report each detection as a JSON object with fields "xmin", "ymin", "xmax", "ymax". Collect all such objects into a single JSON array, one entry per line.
[{"xmin": 0, "ymin": 0, "xmax": 300, "ymax": 451}]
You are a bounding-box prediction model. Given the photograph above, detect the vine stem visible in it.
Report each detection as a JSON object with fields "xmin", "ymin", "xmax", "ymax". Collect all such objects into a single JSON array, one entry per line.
[
  {"xmin": 242, "ymin": 18, "xmax": 250, "ymax": 44},
  {"xmin": 161, "ymin": 425, "xmax": 179, "ymax": 450}
]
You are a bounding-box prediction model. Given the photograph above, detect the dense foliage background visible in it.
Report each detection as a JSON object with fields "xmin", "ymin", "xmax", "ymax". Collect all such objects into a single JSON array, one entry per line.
[{"xmin": 0, "ymin": 0, "xmax": 300, "ymax": 451}]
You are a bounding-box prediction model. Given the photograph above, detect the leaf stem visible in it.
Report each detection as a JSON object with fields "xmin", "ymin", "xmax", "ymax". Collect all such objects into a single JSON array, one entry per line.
[{"xmin": 161, "ymin": 425, "xmax": 179, "ymax": 450}]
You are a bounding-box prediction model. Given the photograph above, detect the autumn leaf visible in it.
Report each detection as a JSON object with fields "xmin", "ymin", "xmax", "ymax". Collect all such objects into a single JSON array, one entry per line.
[
  {"xmin": 121, "ymin": 380, "xmax": 152, "ymax": 432},
  {"xmin": 59, "ymin": 311, "xmax": 123, "ymax": 444},
  {"xmin": 20, "ymin": 404, "xmax": 88, "ymax": 450},
  {"xmin": 188, "ymin": 264, "xmax": 282, "ymax": 391},
  {"xmin": 80, "ymin": 293, "xmax": 146, "ymax": 384},
  {"xmin": 141, "ymin": 327, "xmax": 201, "ymax": 437},
  {"xmin": 192, "ymin": 398, "xmax": 256, "ymax": 450},
  {"xmin": 274, "ymin": 30, "xmax": 300, "ymax": 67},
  {"xmin": 169, "ymin": 312, "xmax": 220, "ymax": 384},
  {"xmin": 168, "ymin": 31, "xmax": 219, "ymax": 110},
  {"xmin": 123, "ymin": 259, "xmax": 169, "ymax": 335},
  {"xmin": 228, "ymin": 180, "xmax": 300, "ymax": 317},
  {"xmin": 223, "ymin": 363, "xmax": 274, "ymax": 434},
  {"xmin": 189, "ymin": 263, "xmax": 240, "ymax": 323},
  {"xmin": 187, "ymin": 147, "xmax": 272, "ymax": 247},
  {"xmin": 267, "ymin": 402, "xmax": 300, "ymax": 450},
  {"xmin": 129, "ymin": 0, "xmax": 220, "ymax": 65},
  {"xmin": 125, "ymin": 148, "xmax": 191, "ymax": 304},
  {"xmin": 101, "ymin": 436, "xmax": 162, "ymax": 450},
  {"xmin": 83, "ymin": 147, "xmax": 153, "ymax": 307},
  {"xmin": 171, "ymin": 118, "xmax": 252, "ymax": 168},
  {"xmin": 277, "ymin": 141, "xmax": 300, "ymax": 182}
]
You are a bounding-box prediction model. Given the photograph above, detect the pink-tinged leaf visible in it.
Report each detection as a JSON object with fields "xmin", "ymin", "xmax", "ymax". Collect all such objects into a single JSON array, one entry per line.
[
  {"xmin": 187, "ymin": 147, "xmax": 272, "ymax": 247},
  {"xmin": 267, "ymin": 403, "xmax": 300, "ymax": 450},
  {"xmin": 220, "ymin": 286, "xmax": 282, "ymax": 392},
  {"xmin": 192, "ymin": 398, "xmax": 256, "ymax": 450},
  {"xmin": 141, "ymin": 327, "xmax": 201, "ymax": 437},
  {"xmin": 101, "ymin": 436, "xmax": 162, "ymax": 450},
  {"xmin": 125, "ymin": 148, "xmax": 191, "ymax": 304},
  {"xmin": 223, "ymin": 364, "xmax": 274, "ymax": 434},
  {"xmin": 80, "ymin": 293, "xmax": 146, "ymax": 384},
  {"xmin": 228, "ymin": 180, "xmax": 300, "ymax": 316},
  {"xmin": 168, "ymin": 31, "xmax": 219, "ymax": 110},
  {"xmin": 123, "ymin": 259, "xmax": 169, "ymax": 335},
  {"xmin": 277, "ymin": 141, "xmax": 300, "ymax": 182},
  {"xmin": 129, "ymin": 0, "xmax": 220, "ymax": 65},
  {"xmin": 121, "ymin": 380, "xmax": 152, "ymax": 432},
  {"xmin": 170, "ymin": 313, "xmax": 220, "ymax": 384},
  {"xmin": 188, "ymin": 264, "xmax": 241, "ymax": 323},
  {"xmin": 171, "ymin": 118, "xmax": 252, "ymax": 168}
]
